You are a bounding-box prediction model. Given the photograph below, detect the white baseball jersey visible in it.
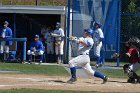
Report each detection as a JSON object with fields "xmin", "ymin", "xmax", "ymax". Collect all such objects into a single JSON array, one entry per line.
[
  {"xmin": 44, "ymin": 31, "xmax": 54, "ymax": 54},
  {"xmin": 53, "ymin": 28, "xmax": 65, "ymax": 41},
  {"xmin": 69, "ymin": 37, "xmax": 96, "ymax": 76},
  {"xmin": 93, "ymin": 28, "xmax": 104, "ymax": 44},
  {"xmin": 93, "ymin": 28, "xmax": 104, "ymax": 57},
  {"xmin": 78, "ymin": 37, "xmax": 94, "ymax": 55},
  {"xmin": 53, "ymin": 28, "xmax": 65, "ymax": 55},
  {"xmin": 45, "ymin": 31, "xmax": 54, "ymax": 43},
  {"xmin": 41, "ymin": 28, "xmax": 46, "ymax": 36}
]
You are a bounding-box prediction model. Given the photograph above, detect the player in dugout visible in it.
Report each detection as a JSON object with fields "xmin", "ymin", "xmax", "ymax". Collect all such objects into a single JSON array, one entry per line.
[{"xmin": 27, "ymin": 35, "xmax": 44, "ymax": 64}]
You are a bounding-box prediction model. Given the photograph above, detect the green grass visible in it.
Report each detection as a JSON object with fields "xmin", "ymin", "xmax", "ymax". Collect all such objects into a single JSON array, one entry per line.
[
  {"xmin": 0, "ymin": 63, "xmax": 69, "ymax": 76},
  {"xmin": 0, "ymin": 89, "xmax": 126, "ymax": 93},
  {"xmin": 97, "ymin": 69, "xmax": 127, "ymax": 78},
  {"xmin": 1, "ymin": 62, "xmax": 140, "ymax": 79},
  {"xmin": 0, "ymin": 63, "xmax": 139, "ymax": 93}
]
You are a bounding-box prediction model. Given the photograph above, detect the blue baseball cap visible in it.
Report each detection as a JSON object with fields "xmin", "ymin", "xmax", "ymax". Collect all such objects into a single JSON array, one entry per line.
[
  {"xmin": 4, "ymin": 21, "xmax": 9, "ymax": 25},
  {"xmin": 84, "ymin": 28, "xmax": 93, "ymax": 36},
  {"xmin": 95, "ymin": 21, "xmax": 101, "ymax": 27},
  {"xmin": 35, "ymin": 35, "xmax": 39, "ymax": 38}
]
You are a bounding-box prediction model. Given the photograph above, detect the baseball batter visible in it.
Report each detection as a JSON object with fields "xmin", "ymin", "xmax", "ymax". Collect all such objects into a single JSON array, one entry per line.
[
  {"xmin": 93, "ymin": 22, "xmax": 104, "ymax": 68},
  {"xmin": 51, "ymin": 22, "xmax": 65, "ymax": 64},
  {"xmin": 67, "ymin": 29, "xmax": 108, "ymax": 84}
]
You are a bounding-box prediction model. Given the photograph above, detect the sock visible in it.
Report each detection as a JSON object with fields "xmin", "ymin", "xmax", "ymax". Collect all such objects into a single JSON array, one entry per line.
[
  {"xmin": 28, "ymin": 54, "xmax": 32, "ymax": 62},
  {"xmin": 70, "ymin": 67, "xmax": 76, "ymax": 79},
  {"xmin": 40, "ymin": 55, "xmax": 43, "ymax": 62},
  {"xmin": 96, "ymin": 57, "xmax": 101, "ymax": 64},
  {"xmin": 94, "ymin": 71, "xmax": 105, "ymax": 79},
  {"xmin": 6, "ymin": 53, "xmax": 9, "ymax": 59},
  {"xmin": 47, "ymin": 54, "xmax": 50, "ymax": 63},
  {"xmin": 55, "ymin": 55, "xmax": 59, "ymax": 62},
  {"xmin": 100, "ymin": 57, "xmax": 104, "ymax": 64},
  {"xmin": 60, "ymin": 55, "xmax": 64, "ymax": 63},
  {"xmin": 0, "ymin": 53, "xmax": 4, "ymax": 62}
]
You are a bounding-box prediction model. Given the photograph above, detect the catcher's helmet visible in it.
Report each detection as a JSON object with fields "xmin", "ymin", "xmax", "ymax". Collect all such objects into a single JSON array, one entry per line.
[
  {"xmin": 128, "ymin": 37, "xmax": 140, "ymax": 46},
  {"xmin": 56, "ymin": 22, "xmax": 61, "ymax": 28},
  {"xmin": 126, "ymin": 36, "xmax": 140, "ymax": 50},
  {"xmin": 84, "ymin": 28, "xmax": 93, "ymax": 36},
  {"xmin": 95, "ymin": 21, "xmax": 101, "ymax": 28}
]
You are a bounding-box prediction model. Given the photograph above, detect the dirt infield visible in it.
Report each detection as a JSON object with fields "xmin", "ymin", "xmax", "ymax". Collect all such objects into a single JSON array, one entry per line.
[{"xmin": 0, "ymin": 74, "xmax": 139, "ymax": 92}]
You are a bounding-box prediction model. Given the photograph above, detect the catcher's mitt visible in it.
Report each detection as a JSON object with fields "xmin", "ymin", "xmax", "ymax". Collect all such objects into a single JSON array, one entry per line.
[{"xmin": 111, "ymin": 53, "xmax": 120, "ymax": 59}]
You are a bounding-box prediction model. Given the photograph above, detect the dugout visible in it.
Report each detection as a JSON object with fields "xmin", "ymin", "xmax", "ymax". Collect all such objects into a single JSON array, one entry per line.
[{"xmin": 0, "ymin": 5, "xmax": 66, "ymax": 61}]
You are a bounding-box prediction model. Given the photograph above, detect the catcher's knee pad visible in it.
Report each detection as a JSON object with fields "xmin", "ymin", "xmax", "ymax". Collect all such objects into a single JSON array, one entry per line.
[{"xmin": 123, "ymin": 64, "xmax": 130, "ymax": 73}]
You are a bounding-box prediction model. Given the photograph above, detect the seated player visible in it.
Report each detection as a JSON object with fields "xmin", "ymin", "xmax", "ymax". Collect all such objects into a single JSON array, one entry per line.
[{"xmin": 27, "ymin": 35, "xmax": 44, "ymax": 64}]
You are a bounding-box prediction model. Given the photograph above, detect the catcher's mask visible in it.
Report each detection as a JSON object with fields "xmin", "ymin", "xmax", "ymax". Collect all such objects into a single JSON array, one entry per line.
[{"xmin": 128, "ymin": 37, "xmax": 140, "ymax": 46}]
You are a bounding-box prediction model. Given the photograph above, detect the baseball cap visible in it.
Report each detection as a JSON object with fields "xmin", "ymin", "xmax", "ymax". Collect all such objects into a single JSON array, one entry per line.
[
  {"xmin": 56, "ymin": 22, "xmax": 61, "ymax": 28},
  {"xmin": 84, "ymin": 28, "xmax": 93, "ymax": 35},
  {"xmin": 35, "ymin": 35, "xmax": 39, "ymax": 38},
  {"xmin": 4, "ymin": 21, "xmax": 9, "ymax": 25},
  {"xmin": 95, "ymin": 21, "xmax": 101, "ymax": 27}
]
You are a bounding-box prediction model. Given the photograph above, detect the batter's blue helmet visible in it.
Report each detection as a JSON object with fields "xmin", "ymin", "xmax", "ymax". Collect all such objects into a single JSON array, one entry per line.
[
  {"xmin": 95, "ymin": 21, "xmax": 101, "ymax": 28},
  {"xmin": 84, "ymin": 28, "xmax": 93, "ymax": 36}
]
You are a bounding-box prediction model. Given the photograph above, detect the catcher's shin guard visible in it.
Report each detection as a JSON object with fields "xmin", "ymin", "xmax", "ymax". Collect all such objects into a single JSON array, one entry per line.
[{"xmin": 127, "ymin": 70, "xmax": 140, "ymax": 83}]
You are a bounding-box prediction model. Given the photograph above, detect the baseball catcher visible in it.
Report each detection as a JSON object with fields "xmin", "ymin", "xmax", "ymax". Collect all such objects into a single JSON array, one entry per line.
[{"xmin": 112, "ymin": 37, "xmax": 140, "ymax": 83}]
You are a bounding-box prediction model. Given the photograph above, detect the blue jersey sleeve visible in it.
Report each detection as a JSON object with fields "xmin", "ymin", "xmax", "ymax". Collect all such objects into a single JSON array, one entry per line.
[{"xmin": 5, "ymin": 27, "xmax": 12, "ymax": 38}]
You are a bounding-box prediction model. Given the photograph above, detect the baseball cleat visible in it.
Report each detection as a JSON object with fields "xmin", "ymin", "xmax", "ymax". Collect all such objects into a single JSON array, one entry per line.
[
  {"xmin": 95, "ymin": 64, "xmax": 103, "ymax": 68},
  {"xmin": 95, "ymin": 64, "xmax": 99, "ymax": 68},
  {"xmin": 102, "ymin": 76, "xmax": 109, "ymax": 84},
  {"xmin": 67, "ymin": 78, "xmax": 77, "ymax": 84}
]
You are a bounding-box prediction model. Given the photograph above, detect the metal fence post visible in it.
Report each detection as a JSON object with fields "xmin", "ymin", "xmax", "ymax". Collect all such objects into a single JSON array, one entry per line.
[
  {"xmin": 117, "ymin": 0, "xmax": 121, "ymax": 67},
  {"xmin": 66, "ymin": 0, "xmax": 71, "ymax": 64}
]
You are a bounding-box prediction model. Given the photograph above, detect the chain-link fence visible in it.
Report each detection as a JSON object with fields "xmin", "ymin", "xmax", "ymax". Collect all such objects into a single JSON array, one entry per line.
[{"xmin": 120, "ymin": 0, "xmax": 140, "ymax": 57}]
